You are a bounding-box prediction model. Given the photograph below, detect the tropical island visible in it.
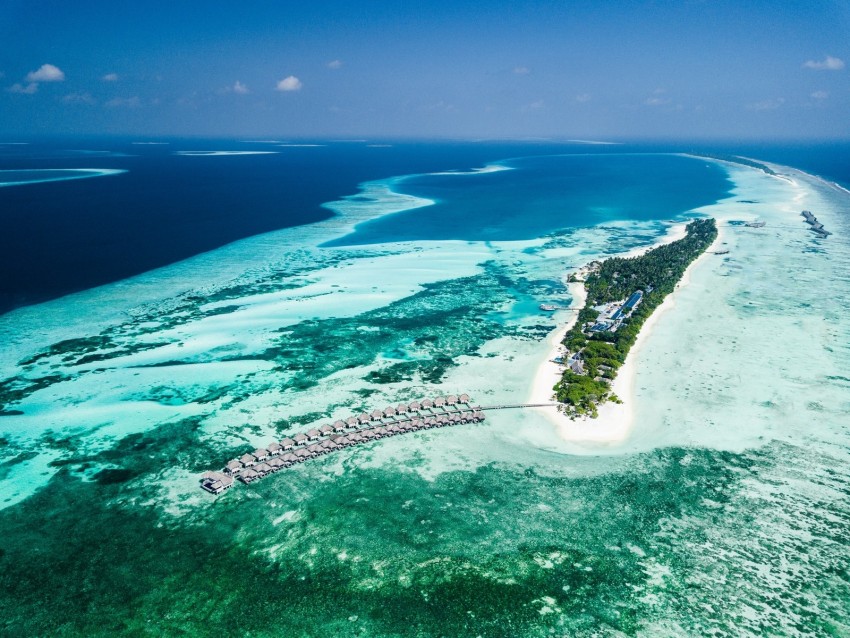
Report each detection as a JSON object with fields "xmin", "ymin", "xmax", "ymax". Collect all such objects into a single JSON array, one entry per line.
[{"xmin": 554, "ymin": 218, "xmax": 718, "ymax": 417}]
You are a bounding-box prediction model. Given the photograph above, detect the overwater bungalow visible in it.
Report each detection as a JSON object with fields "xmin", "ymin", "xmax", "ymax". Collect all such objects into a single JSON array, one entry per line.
[
  {"xmin": 459, "ymin": 393, "xmax": 470, "ymax": 404},
  {"xmin": 280, "ymin": 438, "xmax": 295, "ymax": 450},
  {"xmin": 200, "ymin": 471, "xmax": 234, "ymax": 494},
  {"xmin": 294, "ymin": 449, "xmax": 311, "ymax": 460},
  {"xmin": 384, "ymin": 406, "xmax": 396, "ymax": 417},
  {"xmin": 239, "ymin": 468, "xmax": 260, "ymax": 483},
  {"xmin": 255, "ymin": 462, "xmax": 272, "ymax": 476},
  {"xmin": 396, "ymin": 403, "xmax": 409, "ymax": 413},
  {"xmin": 434, "ymin": 396, "xmax": 447, "ymax": 407},
  {"xmin": 421, "ymin": 398, "xmax": 434, "ymax": 409},
  {"xmin": 225, "ymin": 460, "xmax": 243, "ymax": 475},
  {"xmin": 267, "ymin": 441, "xmax": 282, "ymax": 456},
  {"xmin": 333, "ymin": 420, "xmax": 346, "ymax": 432},
  {"xmin": 268, "ymin": 458, "xmax": 284, "ymax": 470},
  {"xmin": 446, "ymin": 395, "xmax": 458, "ymax": 405},
  {"xmin": 281, "ymin": 453, "xmax": 298, "ymax": 466},
  {"xmin": 335, "ymin": 436, "xmax": 351, "ymax": 446},
  {"xmin": 321, "ymin": 439, "xmax": 339, "ymax": 451},
  {"xmin": 409, "ymin": 400, "xmax": 421, "ymax": 411},
  {"xmin": 358, "ymin": 414, "xmax": 371, "ymax": 425},
  {"xmin": 349, "ymin": 432, "xmax": 364, "ymax": 442},
  {"xmin": 346, "ymin": 417, "xmax": 358, "ymax": 427},
  {"xmin": 306, "ymin": 429, "xmax": 321, "ymax": 440},
  {"xmin": 319, "ymin": 424, "xmax": 334, "ymax": 435},
  {"xmin": 306, "ymin": 443, "xmax": 324, "ymax": 455},
  {"xmin": 293, "ymin": 433, "xmax": 309, "ymax": 446},
  {"xmin": 240, "ymin": 453, "xmax": 256, "ymax": 467},
  {"xmin": 370, "ymin": 409, "xmax": 384, "ymax": 420},
  {"xmin": 252, "ymin": 448, "xmax": 270, "ymax": 462}
]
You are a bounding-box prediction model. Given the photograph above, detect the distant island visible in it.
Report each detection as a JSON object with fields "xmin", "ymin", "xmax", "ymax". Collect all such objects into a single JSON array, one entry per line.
[{"xmin": 555, "ymin": 218, "xmax": 718, "ymax": 417}]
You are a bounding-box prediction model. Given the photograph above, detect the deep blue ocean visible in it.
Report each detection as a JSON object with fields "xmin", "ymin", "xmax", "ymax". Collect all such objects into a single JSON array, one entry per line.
[{"xmin": 1, "ymin": 138, "xmax": 847, "ymax": 314}]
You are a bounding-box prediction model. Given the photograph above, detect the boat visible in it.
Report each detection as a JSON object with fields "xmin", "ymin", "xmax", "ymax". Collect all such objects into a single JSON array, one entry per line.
[{"xmin": 539, "ymin": 304, "xmax": 558, "ymax": 311}]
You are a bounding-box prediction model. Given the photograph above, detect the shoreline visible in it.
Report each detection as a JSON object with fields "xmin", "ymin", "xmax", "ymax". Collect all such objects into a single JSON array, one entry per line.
[{"xmin": 529, "ymin": 220, "xmax": 720, "ymax": 446}]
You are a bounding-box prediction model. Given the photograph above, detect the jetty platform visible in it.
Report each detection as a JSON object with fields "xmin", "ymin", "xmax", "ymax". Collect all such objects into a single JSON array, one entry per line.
[
  {"xmin": 200, "ymin": 394, "xmax": 486, "ymax": 493},
  {"xmin": 801, "ymin": 210, "xmax": 831, "ymax": 237}
]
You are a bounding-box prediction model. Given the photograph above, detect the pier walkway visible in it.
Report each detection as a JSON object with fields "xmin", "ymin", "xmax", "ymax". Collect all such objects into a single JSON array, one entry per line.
[{"xmin": 480, "ymin": 402, "xmax": 558, "ymax": 410}]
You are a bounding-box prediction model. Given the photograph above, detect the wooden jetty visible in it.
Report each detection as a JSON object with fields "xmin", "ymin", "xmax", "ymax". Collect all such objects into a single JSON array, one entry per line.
[
  {"xmin": 200, "ymin": 394, "xmax": 485, "ymax": 492},
  {"xmin": 801, "ymin": 210, "xmax": 831, "ymax": 237}
]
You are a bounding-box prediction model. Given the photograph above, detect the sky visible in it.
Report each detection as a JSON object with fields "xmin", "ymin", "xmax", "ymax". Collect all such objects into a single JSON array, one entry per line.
[{"xmin": 1, "ymin": 0, "xmax": 848, "ymax": 140}]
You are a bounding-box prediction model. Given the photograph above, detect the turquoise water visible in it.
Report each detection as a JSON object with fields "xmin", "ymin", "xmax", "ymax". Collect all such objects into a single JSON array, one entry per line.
[
  {"xmin": 0, "ymin": 150, "xmax": 848, "ymax": 636},
  {"xmin": 327, "ymin": 154, "xmax": 731, "ymax": 245}
]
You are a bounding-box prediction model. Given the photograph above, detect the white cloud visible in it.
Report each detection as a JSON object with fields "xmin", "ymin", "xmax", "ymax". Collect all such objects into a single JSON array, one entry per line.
[
  {"xmin": 521, "ymin": 100, "xmax": 545, "ymax": 112},
  {"xmin": 513, "ymin": 66, "xmax": 530, "ymax": 75},
  {"xmin": 8, "ymin": 82, "xmax": 38, "ymax": 94},
  {"xmin": 811, "ymin": 90, "xmax": 829, "ymax": 100},
  {"xmin": 645, "ymin": 96, "xmax": 670, "ymax": 106},
  {"xmin": 106, "ymin": 96, "xmax": 141, "ymax": 108},
  {"xmin": 26, "ymin": 63, "xmax": 65, "ymax": 82},
  {"xmin": 747, "ymin": 97, "xmax": 785, "ymax": 111},
  {"xmin": 102, "ymin": 73, "xmax": 119, "ymax": 82},
  {"xmin": 803, "ymin": 55, "xmax": 845, "ymax": 70},
  {"xmin": 62, "ymin": 92, "xmax": 96, "ymax": 105},
  {"xmin": 276, "ymin": 75, "xmax": 302, "ymax": 91},
  {"xmin": 575, "ymin": 93, "xmax": 592, "ymax": 103},
  {"xmin": 327, "ymin": 60, "xmax": 342, "ymax": 69},
  {"xmin": 232, "ymin": 80, "xmax": 249, "ymax": 94}
]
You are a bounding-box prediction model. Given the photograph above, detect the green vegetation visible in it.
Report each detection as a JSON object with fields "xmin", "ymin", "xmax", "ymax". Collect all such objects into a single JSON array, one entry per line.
[{"xmin": 555, "ymin": 218, "xmax": 718, "ymax": 417}]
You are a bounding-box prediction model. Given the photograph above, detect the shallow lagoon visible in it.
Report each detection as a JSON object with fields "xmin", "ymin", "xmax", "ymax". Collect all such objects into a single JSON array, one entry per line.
[{"xmin": 0, "ymin": 150, "xmax": 849, "ymax": 636}]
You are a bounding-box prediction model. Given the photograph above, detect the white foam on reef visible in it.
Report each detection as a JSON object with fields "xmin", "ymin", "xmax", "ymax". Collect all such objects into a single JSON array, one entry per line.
[
  {"xmin": 277, "ymin": 144, "xmax": 327, "ymax": 148},
  {"xmin": 0, "ymin": 168, "xmax": 126, "ymax": 188},
  {"xmin": 131, "ymin": 141, "xmax": 170, "ymax": 145},
  {"xmin": 174, "ymin": 151, "xmax": 279, "ymax": 156},
  {"xmin": 427, "ymin": 164, "xmax": 513, "ymax": 176}
]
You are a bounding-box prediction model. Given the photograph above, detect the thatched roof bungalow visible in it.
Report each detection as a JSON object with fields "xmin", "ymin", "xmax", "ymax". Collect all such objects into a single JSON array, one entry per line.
[
  {"xmin": 293, "ymin": 433, "xmax": 309, "ymax": 445},
  {"xmin": 252, "ymin": 448, "xmax": 270, "ymax": 462},
  {"xmin": 240, "ymin": 453, "xmax": 256, "ymax": 466},
  {"xmin": 200, "ymin": 471, "xmax": 234, "ymax": 494},
  {"xmin": 225, "ymin": 460, "xmax": 243, "ymax": 475},
  {"xmin": 255, "ymin": 462, "xmax": 272, "ymax": 476},
  {"xmin": 280, "ymin": 438, "xmax": 295, "ymax": 450}
]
